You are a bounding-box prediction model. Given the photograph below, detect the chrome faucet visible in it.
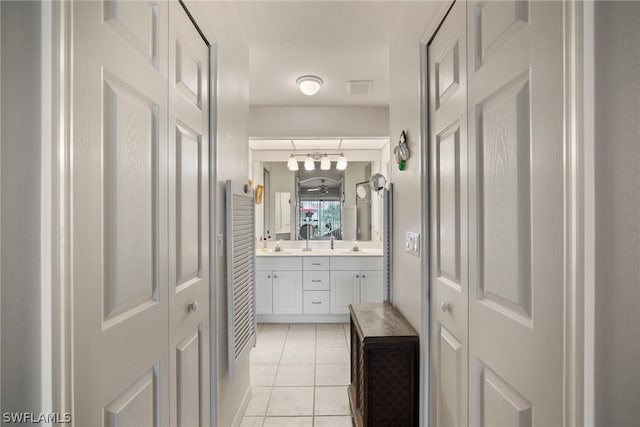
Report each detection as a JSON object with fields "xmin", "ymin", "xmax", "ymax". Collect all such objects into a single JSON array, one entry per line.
[{"xmin": 330, "ymin": 235, "xmax": 334, "ymax": 250}]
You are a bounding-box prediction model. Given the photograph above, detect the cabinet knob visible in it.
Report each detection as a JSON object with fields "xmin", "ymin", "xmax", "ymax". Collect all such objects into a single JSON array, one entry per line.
[
  {"xmin": 362, "ymin": 274, "xmax": 366, "ymax": 278},
  {"xmin": 441, "ymin": 301, "xmax": 452, "ymax": 312},
  {"xmin": 187, "ymin": 301, "xmax": 198, "ymax": 313},
  {"xmin": 273, "ymin": 275, "xmax": 278, "ymax": 279},
  {"xmin": 267, "ymin": 274, "xmax": 271, "ymax": 279},
  {"xmin": 356, "ymin": 274, "xmax": 360, "ymax": 278}
]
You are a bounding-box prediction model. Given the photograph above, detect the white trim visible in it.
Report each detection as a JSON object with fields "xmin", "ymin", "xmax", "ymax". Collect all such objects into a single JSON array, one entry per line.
[
  {"xmin": 420, "ymin": 2, "xmax": 454, "ymax": 427},
  {"xmin": 582, "ymin": 2, "xmax": 596, "ymax": 425},
  {"xmin": 208, "ymin": 42, "xmax": 220, "ymax": 427},
  {"xmin": 563, "ymin": 2, "xmax": 588, "ymax": 425},
  {"xmin": 41, "ymin": 2, "xmax": 54, "ymax": 422},
  {"xmin": 51, "ymin": 0, "xmax": 73, "ymax": 423},
  {"xmin": 230, "ymin": 385, "xmax": 252, "ymax": 427}
]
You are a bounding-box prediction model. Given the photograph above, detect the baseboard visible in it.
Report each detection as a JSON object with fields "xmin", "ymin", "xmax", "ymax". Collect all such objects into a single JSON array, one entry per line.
[
  {"xmin": 231, "ymin": 385, "xmax": 252, "ymax": 427},
  {"xmin": 257, "ymin": 314, "xmax": 349, "ymax": 323}
]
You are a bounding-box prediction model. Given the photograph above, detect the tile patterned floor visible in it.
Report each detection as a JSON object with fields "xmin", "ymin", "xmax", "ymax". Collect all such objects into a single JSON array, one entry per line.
[{"xmin": 241, "ymin": 323, "xmax": 353, "ymax": 427}]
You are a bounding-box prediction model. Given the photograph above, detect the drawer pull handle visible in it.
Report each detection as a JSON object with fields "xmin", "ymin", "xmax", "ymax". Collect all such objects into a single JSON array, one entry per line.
[
  {"xmin": 312, "ymin": 263, "xmax": 322, "ymax": 266},
  {"xmin": 312, "ymin": 280, "xmax": 322, "ymax": 283},
  {"xmin": 312, "ymin": 301, "xmax": 322, "ymax": 304}
]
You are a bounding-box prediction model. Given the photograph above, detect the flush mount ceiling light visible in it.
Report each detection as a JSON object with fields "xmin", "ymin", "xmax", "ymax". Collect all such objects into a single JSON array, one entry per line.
[
  {"xmin": 320, "ymin": 154, "xmax": 331, "ymax": 170},
  {"xmin": 336, "ymin": 153, "xmax": 348, "ymax": 170},
  {"xmin": 287, "ymin": 154, "xmax": 299, "ymax": 171},
  {"xmin": 296, "ymin": 75, "xmax": 323, "ymax": 96},
  {"xmin": 304, "ymin": 154, "xmax": 315, "ymax": 171}
]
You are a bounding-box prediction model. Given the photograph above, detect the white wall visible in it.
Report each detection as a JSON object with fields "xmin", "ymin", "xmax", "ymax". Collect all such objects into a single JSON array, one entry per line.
[
  {"xmin": 1, "ymin": 0, "xmax": 43, "ymax": 415},
  {"xmin": 185, "ymin": 2, "xmax": 251, "ymax": 426},
  {"xmin": 388, "ymin": 2, "xmax": 442, "ymax": 331},
  {"xmin": 593, "ymin": 2, "xmax": 640, "ymax": 424},
  {"xmin": 249, "ymin": 106, "xmax": 389, "ymax": 137}
]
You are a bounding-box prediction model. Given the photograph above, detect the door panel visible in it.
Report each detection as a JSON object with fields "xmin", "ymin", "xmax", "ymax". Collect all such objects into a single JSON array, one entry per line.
[
  {"xmin": 169, "ymin": 2, "xmax": 210, "ymax": 426},
  {"xmin": 429, "ymin": 1, "xmax": 468, "ymax": 426},
  {"xmin": 72, "ymin": 1, "xmax": 169, "ymax": 424},
  {"xmin": 468, "ymin": 1, "xmax": 563, "ymax": 425},
  {"xmin": 272, "ymin": 271, "xmax": 303, "ymax": 314},
  {"xmin": 176, "ymin": 328, "xmax": 203, "ymax": 427},
  {"xmin": 360, "ymin": 270, "xmax": 384, "ymax": 304},
  {"xmin": 104, "ymin": 367, "xmax": 160, "ymax": 427},
  {"xmin": 255, "ymin": 271, "xmax": 273, "ymax": 315},
  {"xmin": 330, "ymin": 271, "xmax": 360, "ymax": 314}
]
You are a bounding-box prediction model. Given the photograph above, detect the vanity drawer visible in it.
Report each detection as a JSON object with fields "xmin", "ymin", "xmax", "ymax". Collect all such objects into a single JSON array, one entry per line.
[
  {"xmin": 330, "ymin": 256, "xmax": 383, "ymax": 271},
  {"xmin": 303, "ymin": 271, "xmax": 330, "ymax": 291},
  {"xmin": 303, "ymin": 291, "xmax": 330, "ymax": 314},
  {"xmin": 303, "ymin": 256, "xmax": 330, "ymax": 271},
  {"xmin": 255, "ymin": 256, "xmax": 302, "ymax": 271}
]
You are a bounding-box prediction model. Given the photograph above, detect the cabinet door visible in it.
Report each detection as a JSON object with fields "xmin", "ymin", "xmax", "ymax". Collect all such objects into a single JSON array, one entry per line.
[
  {"xmin": 272, "ymin": 270, "xmax": 303, "ymax": 314},
  {"xmin": 330, "ymin": 271, "xmax": 360, "ymax": 314},
  {"xmin": 360, "ymin": 270, "xmax": 384, "ymax": 304},
  {"xmin": 255, "ymin": 271, "xmax": 273, "ymax": 315}
]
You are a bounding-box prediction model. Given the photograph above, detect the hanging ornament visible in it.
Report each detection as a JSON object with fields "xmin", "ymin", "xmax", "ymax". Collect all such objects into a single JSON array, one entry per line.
[{"xmin": 393, "ymin": 130, "xmax": 410, "ymax": 170}]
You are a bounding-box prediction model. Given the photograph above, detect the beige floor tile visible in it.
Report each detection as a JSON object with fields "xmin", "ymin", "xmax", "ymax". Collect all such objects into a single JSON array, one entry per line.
[
  {"xmin": 274, "ymin": 364, "xmax": 315, "ymax": 386},
  {"xmin": 317, "ymin": 323, "xmax": 345, "ymax": 333},
  {"xmin": 251, "ymin": 365, "xmax": 278, "ymax": 386},
  {"xmin": 239, "ymin": 417, "xmax": 264, "ymax": 427},
  {"xmin": 316, "ymin": 334, "xmax": 347, "ymax": 347},
  {"xmin": 262, "ymin": 417, "xmax": 313, "ymax": 427},
  {"xmin": 314, "ymin": 416, "xmax": 354, "ymax": 427},
  {"xmin": 280, "ymin": 345, "xmax": 315, "ymax": 365},
  {"xmin": 244, "ymin": 387, "xmax": 272, "ymax": 416},
  {"xmin": 316, "ymin": 345, "xmax": 349, "ymax": 364},
  {"xmin": 251, "ymin": 347, "xmax": 283, "ymax": 365},
  {"xmin": 266, "ymin": 387, "xmax": 314, "ymax": 416},
  {"xmin": 314, "ymin": 386, "xmax": 351, "ymax": 416},
  {"xmin": 315, "ymin": 364, "xmax": 350, "ymax": 386}
]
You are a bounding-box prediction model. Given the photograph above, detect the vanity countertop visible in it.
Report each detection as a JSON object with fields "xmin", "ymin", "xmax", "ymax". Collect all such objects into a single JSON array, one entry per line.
[{"xmin": 256, "ymin": 248, "xmax": 382, "ymax": 257}]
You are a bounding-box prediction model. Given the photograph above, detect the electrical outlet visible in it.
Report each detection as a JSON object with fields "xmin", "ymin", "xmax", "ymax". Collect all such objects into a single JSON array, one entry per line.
[{"xmin": 405, "ymin": 231, "xmax": 420, "ymax": 256}]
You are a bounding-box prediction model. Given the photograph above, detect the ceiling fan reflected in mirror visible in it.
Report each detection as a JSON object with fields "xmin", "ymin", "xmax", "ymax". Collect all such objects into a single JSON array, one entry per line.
[{"xmin": 306, "ymin": 179, "xmax": 329, "ymax": 194}]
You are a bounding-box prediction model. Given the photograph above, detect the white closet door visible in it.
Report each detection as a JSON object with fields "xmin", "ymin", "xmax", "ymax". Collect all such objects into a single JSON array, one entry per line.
[
  {"xmin": 168, "ymin": 2, "xmax": 210, "ymax": 426},
  {"xmin": 467, "ymin": 1, "xmax": 564, "ymax": 425},
  {"xmin": 428, "ymin": 1, "xmax": 468, "ymax": 426},
  {"xmin": 72, "ymin": 1, "xmax": 170, "ymax": 424}
]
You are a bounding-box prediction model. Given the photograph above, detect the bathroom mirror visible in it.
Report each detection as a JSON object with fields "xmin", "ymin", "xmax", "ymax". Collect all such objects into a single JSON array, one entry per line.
[{"xmin": 255, "ymin": 161, "xmax": 384, "ymax": 241}]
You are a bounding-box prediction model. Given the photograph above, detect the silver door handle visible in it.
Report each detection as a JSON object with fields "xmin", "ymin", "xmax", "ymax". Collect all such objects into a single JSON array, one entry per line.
[
  {"xmin": 188, "ymin": 301, "xmax": 198, "ymax": 313},
  {"xmin": 441, "ymin": 301, "xmax": 452, "ymax": 312}
]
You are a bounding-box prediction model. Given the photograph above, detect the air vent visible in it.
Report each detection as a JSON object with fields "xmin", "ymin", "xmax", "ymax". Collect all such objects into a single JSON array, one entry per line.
[{"xmin": 347, "ymin": 80, "xmax": 373, "ymax": 95}]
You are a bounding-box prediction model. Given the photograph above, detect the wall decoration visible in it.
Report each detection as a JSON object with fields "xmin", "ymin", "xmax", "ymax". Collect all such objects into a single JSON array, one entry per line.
[{"xmin": 393, "ymin": 130, "xmax": 410, "ymax": 170}]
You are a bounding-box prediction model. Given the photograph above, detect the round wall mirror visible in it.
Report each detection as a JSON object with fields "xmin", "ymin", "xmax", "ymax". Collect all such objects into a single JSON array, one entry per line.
[
  {"xmin": 357, "ymin": 186, "xmax": 367, "ymax": 199},
  {"xmin": 369, "ymin": 173, "xmax": 387, "ymax": 192}
]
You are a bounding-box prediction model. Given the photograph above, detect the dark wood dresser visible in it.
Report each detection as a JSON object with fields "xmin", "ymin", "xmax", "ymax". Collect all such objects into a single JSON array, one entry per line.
[{"xmin": 348, "ymin": 302, "xmax": 419, "ymax": 427}]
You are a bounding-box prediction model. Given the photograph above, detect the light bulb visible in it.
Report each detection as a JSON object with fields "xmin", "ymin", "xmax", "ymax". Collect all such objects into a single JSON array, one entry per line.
[
  {"xmin": 287, "ymin": 155, "xmax": 299, "ymax": 171},
  {"xmin": 336, "ymin": 154, "xmax": 347, "ymax": 170},
  {"xmin": 320, "ymin": 154, "xmax": 331, "ymax": 170},
  {"xmin": 304, "ymin": 154, "xmax": 315, "ymax": 171}
]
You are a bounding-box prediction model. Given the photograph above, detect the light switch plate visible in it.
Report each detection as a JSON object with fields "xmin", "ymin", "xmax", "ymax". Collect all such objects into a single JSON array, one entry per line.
[{"xmin": 405, "ymin": 231, "xmax": 420, "ymax": 256}]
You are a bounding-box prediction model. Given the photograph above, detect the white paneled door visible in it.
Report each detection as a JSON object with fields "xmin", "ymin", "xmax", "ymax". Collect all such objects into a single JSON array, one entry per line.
[
  {"xmin": 429, "ymin": 1, "xmax": 564, "ymax": 426},
  {"xmin": 72, "ymin": 1, "xmax": 209, "ymax": 425},
  {"xmin": 428, "ymin": 1, "xmax": 468, "ymax": 426},
  {"xmin": 169, "ymin": 2, "xmax": 210, "ymax": 426},
  {"xmin": 467, "ymin": 1, "xmax": 563, "ymax": 425}
]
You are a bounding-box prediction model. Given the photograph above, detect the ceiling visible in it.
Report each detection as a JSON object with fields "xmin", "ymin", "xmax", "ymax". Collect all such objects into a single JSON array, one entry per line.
[
  {"xmin": 249, "ymin": 138, "xmax": 389, "ymax": 151},
  {"xmin": 231, "ymin": 2, "xmax": 410, "ymax": 107}
]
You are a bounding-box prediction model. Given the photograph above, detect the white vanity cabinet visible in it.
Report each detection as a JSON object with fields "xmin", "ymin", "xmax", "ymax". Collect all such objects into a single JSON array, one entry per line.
[
  {"xmin": 256, "ymin": 257, "xmax": 303, "ymax": 315},
  {"xmin": 330, "ymin": 257, "xmax": 384, "ymax": 314},
  {"xmin": 256, "ymin": 253, "xmax": 383, "ymax": 321}
]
